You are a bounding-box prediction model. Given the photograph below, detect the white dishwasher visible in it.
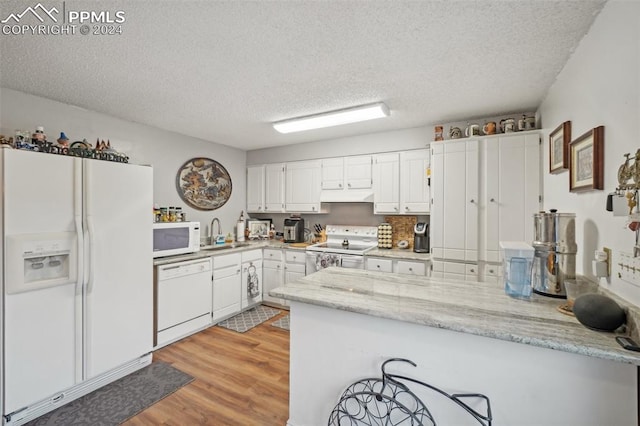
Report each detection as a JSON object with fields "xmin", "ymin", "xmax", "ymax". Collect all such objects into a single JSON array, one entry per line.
[{"xmin": 156, "ymin": 257, "xmax": 212, "ymax": 348}]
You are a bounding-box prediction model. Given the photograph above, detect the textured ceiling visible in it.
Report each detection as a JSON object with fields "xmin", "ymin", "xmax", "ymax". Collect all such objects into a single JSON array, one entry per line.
[{"xmin": 0, "ymin": 0, "xmax": 606, "ymax": 150}]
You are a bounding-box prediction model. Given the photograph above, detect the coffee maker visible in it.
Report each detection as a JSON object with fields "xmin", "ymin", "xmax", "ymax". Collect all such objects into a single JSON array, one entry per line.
[
  {"xmin": 284, "ymin": 217, "xmax": 305, "ymax": 243},
  {"xmin": 413, "ymin": 223, "xmax": 429, "ymax": 253}
]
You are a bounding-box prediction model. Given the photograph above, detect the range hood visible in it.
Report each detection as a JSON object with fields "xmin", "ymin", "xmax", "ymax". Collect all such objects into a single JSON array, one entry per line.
[{"xmin": 319, "ymin": 190, "xmax": 374, "ymax": 203}]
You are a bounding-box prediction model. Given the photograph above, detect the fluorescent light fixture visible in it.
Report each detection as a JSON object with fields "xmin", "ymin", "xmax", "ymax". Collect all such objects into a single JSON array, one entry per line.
[{"xmin": 273, "ymin": 102, "xmax": 390, "ymax": 134}]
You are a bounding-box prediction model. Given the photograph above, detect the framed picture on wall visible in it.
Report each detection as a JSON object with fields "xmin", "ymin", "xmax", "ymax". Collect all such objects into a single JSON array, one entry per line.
[
  {"xmin": 549, "ymin": 121, "xmax": 571, "ymax": 173},
  {"xmin": 569, "ymin": 126, "xmax": 604, "ymax": 192},
  {"xmin": 247, "ymin": 219, "xmax": 271, "ymax": 239}
]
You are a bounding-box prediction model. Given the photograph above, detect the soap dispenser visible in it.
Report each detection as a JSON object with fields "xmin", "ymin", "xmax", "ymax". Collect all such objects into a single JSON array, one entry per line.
[{"xmin": 236, "ymin": 211, "xmax": 246, "ymax": 242}]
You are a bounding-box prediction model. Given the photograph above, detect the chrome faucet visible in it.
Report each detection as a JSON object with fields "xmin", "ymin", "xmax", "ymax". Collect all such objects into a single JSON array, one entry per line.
[{"xmin": 210, "ymin": 217, "xmax": 221, "ymax": 244}]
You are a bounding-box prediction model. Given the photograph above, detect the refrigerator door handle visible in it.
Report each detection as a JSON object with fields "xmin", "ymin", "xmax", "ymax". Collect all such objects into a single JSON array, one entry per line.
[
  {"xmin": 75, "ymin": 216, "xmax": 84, "ymax": 296},
  {"xmin": 75, "ymin": 159, "xmax": 84, "ymax": 296},
  {"xmin": 86, "ymin": 215, "xmax": 96, "ymax": 294}
]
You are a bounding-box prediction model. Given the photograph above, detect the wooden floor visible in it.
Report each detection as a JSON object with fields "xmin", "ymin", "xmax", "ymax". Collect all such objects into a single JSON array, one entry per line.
[{"xmin": 123, "ymin": 310, "xmax": 290, "ymax": 426}]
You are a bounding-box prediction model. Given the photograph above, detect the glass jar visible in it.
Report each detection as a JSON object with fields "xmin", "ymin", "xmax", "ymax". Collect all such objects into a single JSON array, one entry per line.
[
  {"xmin": 175, "ymin": 207, "xmax": 183, "ymax": 222},
  {"xmin": 168, "ymin": 207, "xmax": 176, "ymax": 222},
  {"xmin": 160, "ymin": 207, "xmax": 169, "ymax": 222}
]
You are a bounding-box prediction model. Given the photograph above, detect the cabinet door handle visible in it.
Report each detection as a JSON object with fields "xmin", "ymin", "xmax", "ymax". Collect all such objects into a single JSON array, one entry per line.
[
  {"xmin": 236, "ymin": 269, "xmax": 241, "ymax": 274},
  {"xmin": 277, "ymin": 265, "xmax": 281, "ymax": 269},
  {"xmin": 490, "ymin": 198, "xmax": 495, "ymax": 202},
  {"xmin": 470, "ymin": 268, "xmax": 475, "ymax": 273},
  {"xmin": 405, "ymin": 206, "xmax": 409, "ymax": 211},
  {"xmin": 394, "ymin": 206, "xmax": 398, "ymax": 211},
  {"xmin": 376, "ymin": 265, "xmax": 380, "ymax": 268},
  {"xmin": 265, "ymin": 206, "xmax": 268, "ymax": 210},
  {"xmin": 489, "ymin": 269, "xmax": 494, "ymax": 273},
  {"xmin": 470, "ymin": 199, "xmax": 475, "ymax": 203},
  {"xmin": 348, "ymin": 183, "xmax": 351, "ymax": 188},
  {"xmin": 339, "ymin": 183, "xmax": 343, "ymax": 188},
  {"xmin": 408, "ymin": 267, "xmax": 413, "ymax": 271}
]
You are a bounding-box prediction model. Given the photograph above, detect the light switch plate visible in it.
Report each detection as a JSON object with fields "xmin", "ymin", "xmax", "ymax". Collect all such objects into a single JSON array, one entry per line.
[{"xmin": 619, "ymin": 251, "xmax": 640, "ymax": 286}]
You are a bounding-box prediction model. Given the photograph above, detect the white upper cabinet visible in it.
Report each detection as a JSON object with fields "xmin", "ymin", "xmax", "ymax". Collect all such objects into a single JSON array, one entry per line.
[
  {"xmin": 246, "ymin": 165, "xmax": 265, "ymax": 213},
  {"xmin": 320, "ymin": 155, "xmax": 373, "ymax": 202},
  {"xmin": 400, "ymin": 149, "xmax": 430, "ymax": 214},
  {"xmin": 373, "ymin": 152, "xmax": 400, "ymax": 214},
  {"xmin": 264, "ymin": 163, "xmax": 285, "ymax": 213},
  {"xmin": 345, "ymin": 155, "xmax": 373, "ymax": 189},
  {"xmin": 285, "ymin": 160, "xmax": 322, "ymax": 213},
  {"xmin": 321, "ymin": 157, "xmax": 344, "ymax": 190}
]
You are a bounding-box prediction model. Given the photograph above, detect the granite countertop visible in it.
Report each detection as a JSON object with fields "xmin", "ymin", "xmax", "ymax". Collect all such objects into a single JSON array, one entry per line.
[
  {"xmin": 270, "ymin": 267, "xmax": 640, "ymax": 366},
  {"xmin": 366, "ymin": 247, "xmax": 430, "ymax": 261},
  {"xmin": 152, "ymin": 240, "xmax": 308, "ymax": 266}
]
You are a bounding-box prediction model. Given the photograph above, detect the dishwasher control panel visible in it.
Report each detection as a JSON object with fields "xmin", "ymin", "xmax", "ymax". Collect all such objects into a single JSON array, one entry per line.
[{"xmin": 157, "ymin": 258, "xmax": 212, "ymax": 280}]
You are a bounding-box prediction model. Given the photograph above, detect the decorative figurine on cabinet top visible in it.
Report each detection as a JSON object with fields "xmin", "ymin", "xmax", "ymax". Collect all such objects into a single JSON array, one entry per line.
[
  {"xmin": 56, "ymin": 132, "xmax": 69, "ymax": 147},
  {"xmin": 449, "ymin": 126, "xmax": 462, "ymax": 139},
  {"xmin": 32, "ymin": 126, "xmax": 46, "ymax": 142}
]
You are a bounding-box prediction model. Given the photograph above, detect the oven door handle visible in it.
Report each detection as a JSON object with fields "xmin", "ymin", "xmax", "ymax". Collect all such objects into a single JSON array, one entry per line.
[{"xmin": 340, "ymin": 254, "xmax": 364, "ymax": 269}]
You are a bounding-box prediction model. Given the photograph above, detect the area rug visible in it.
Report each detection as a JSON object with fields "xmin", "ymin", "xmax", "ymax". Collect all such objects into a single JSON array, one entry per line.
[
  {"xmin": 25, "ymin": 361, "xmax": 193, "ymax": 426},
  {"xmin": 271, "ymin": 314, "xmax": 290, "ymax": 331},
  {"xmin": 217, "ymin": 305, "xmax": 281, "ymax": 333}
]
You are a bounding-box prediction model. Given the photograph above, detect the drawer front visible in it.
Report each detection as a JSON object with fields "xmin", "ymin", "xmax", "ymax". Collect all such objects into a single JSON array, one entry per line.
[
  {"xmin": 366, "ymin": 258, "xmax": 393, "ymax": 273},
  {"xmin": 263, "ymin": 260, "xmax": 282, "ymax": 270},
  {"xmin": 285, "ymin": 250, "xmax": 305, "ymax": 264},
  {"xmin": 465, "ymin": 263, "xmax": 480, "ymax": 281},
  {"xmin": 484, "ymin": 264, "xmax": 501, "ymax": 277},
  {"xmin": 285, "ymin": 262, "xmax": 305, "ymax": 274},
  {"xmin": 396, "ymin": 261, "xmax": 426, "ymax": 276},
  {"xmin": 242, "ymin": 249, "xmax": 262, "ymax": 262},
  {"xmin": 213, "ymin": 253, "xmax": 241, "ymax": 269},
  {"xmin": 444, "ymin": 262, "xmax": 467, "ymax": 275},
  {"xmin": 263, "ymin": 248, "xmax": 283, "ymax": 261}
]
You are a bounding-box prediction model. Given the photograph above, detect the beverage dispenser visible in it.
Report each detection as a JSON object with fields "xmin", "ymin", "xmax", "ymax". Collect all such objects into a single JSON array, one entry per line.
[{"xmin": 531, "ymin": 210, "xmax": 577, "ymax": 298}]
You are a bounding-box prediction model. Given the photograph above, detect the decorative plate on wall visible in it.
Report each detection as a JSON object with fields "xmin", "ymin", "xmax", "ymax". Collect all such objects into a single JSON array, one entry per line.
[{"xmin": 176, "ymin": 157, "xmax": 232, "ymax": 210}]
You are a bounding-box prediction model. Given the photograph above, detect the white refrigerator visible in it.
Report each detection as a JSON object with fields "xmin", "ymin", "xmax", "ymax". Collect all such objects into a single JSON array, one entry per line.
[{"xmin": 0, "ymin": 149, "xmax": 153, "ymax": 425}]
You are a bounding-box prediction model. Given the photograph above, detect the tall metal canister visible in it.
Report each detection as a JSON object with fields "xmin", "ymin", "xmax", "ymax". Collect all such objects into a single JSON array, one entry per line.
[{"xmin": 531, "ymin": 210, "xmax": 577, "ymax": 298}]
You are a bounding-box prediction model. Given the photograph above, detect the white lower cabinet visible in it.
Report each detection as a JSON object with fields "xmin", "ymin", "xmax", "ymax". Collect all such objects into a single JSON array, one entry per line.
[
  {"xmin": 284, "ymin": 250, "xmax": 306, "ymax": 287},
  {"xmin": 212, "ymin": 253, "xmax": 242, "ymax": 323},
  {"xmin": 263, "ymin": 249, "xmax": 285, "ymax": 306},
  {"xmin": 431, "ymin": 260, "xmax": 479, "ymax": 281},
  {"xmin": 394, "ymin": 260, "xmax": 426, "ymax": 276},
  {"xmin": 263, "ymin": 259, "xmax": 285, "ymax": 305},
  {"xmin": 241, "ymin": 249, "xmax": 263, "ymax": 309},
  {"xmin": 366, "ymin": 257, "xmax": 393, "ymax": 273},
  {"xmin": 366, "ymin": 257, "xmax": 429, "ymax": 276}
]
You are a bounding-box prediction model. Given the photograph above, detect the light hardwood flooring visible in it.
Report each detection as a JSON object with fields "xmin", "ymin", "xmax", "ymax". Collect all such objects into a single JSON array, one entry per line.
[{"xmin": 123, "ymin": 310, "xmax": 290, "ymax": 426}]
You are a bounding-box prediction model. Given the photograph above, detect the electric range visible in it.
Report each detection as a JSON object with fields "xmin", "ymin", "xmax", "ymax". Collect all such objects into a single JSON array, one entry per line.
[{"xmin": 306, "ymin": 225, "xmax": 378, "ymax": 272}]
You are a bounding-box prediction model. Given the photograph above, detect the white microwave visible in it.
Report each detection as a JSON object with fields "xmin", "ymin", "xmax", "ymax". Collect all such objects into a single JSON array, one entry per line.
[{"xmin": 153, "ymin": 222, "xmax": 201, "ymax": 258}]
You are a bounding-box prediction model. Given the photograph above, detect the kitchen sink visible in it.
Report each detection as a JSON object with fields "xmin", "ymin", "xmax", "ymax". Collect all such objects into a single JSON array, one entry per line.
[{"xmin": 200, "ymin": 242, "xmax": 251, "ymax": 251}]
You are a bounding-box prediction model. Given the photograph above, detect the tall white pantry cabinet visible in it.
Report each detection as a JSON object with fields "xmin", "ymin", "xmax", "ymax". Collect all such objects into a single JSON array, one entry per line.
[{"xmin": 431, "ymin": 132, "xmax": 541, "ymax": 281}]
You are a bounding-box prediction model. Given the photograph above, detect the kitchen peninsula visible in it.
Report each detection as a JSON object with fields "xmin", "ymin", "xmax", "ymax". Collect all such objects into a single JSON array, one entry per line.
[{"xmin": 271, "ymin": 268, "xmax": 639, "ymax": 425}]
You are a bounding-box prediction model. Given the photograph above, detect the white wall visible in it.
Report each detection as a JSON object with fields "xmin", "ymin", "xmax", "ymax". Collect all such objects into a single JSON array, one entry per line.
[
  {"xmin": 0, "ymin": 88, "xmax": 246, "ymax": 238},
  {"xmin": 247, "ymin": 126, "xmax": 432, "ymax": 165},
  {"xmin": 537, "ymin": 0, "xmax": 640, "ymax": 304}
]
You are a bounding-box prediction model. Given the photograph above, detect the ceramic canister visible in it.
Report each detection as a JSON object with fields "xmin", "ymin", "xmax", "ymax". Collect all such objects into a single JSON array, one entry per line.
[
  {"xmin": 483, "ymin": 122, "xmax": 496, "ymax": 135},
  {"xmin": 434, "ymin": 125, "xmax": 443, "ymax": 141},
  {"xmin": 465, "ymin": 124, "xmax": 480, "ymax": 137}
]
